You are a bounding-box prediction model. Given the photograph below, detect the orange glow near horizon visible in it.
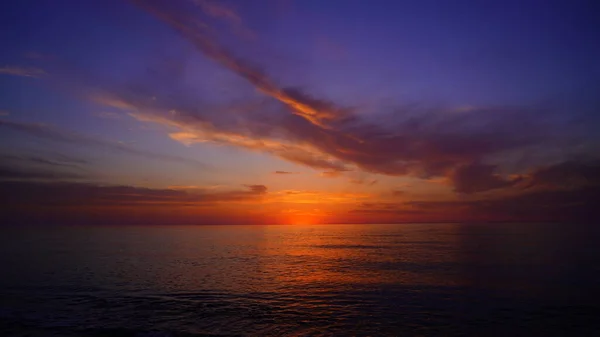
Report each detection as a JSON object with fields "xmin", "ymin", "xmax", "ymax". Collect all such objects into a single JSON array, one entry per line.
[{"xmin": 286, "ymin": 215, "xmax": 319, "ymax": 225}]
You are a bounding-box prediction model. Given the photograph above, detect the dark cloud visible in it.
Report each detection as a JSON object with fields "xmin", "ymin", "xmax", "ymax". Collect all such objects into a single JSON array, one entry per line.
[
  {"xmin": 452, "ymin": 162, "xmax": 522, "ymax": 194},
  {"xmin": 351, "ymin": 185, "xmax": 600, "ymax": 222},
  {"xmin": 0, "ymin": 153, "xmax": 88, "ymax": 168},
  {"xmin": 524, "ymin": 160, "xmax": 600, "ymax": 189},
  {"xmin": 0, "ymin": 181, "xmax": 271, "ymax": 226},
  {"xmin": 464, "ymin": 187, "xmax": 600, "ymax": 221},
  {"xmin": 349, "ymin": 207, "xmax": 432, "ymax": 217},
  {"xmin": 0, "ymin": 153, "xmax": 87, "ymax": 181},
  {"xmin": 244, "ymin": 184, "xmax": 268, "ymax": 194},
  {"xmin": 0, "ymin": 165, "xmax": 83, "ymax": 181},
  {"xmin": 391, "ymin": 190, "xmax": 405, "ymax": 196},
  {"xmin": 274, "ymin": 146, "xmax": 349, "ymax": 171},
  {"xmin": 0, "ymin": 181, "xmax": 268, "ymax": 208},
  {"xmin": 0, "ymin": 120, "xmax": 209, "ymax": 169},
  {"xmin": 274, "ymin": 170, "xmax": 295, "ymax": 174}
]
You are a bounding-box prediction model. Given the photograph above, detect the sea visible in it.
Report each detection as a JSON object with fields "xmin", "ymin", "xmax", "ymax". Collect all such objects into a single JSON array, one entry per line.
[{"xmin": 1, "ymin": 223, "xmax": 599, "ymax": 336}]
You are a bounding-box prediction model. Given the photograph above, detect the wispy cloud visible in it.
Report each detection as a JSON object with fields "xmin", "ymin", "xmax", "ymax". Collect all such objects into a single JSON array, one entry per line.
[
  {"xmin": 391, "ymin": 190, "xmax": 405, "ymax": 196},
  {"xmin": 244, "ymin": 184, "xmax": 268, "ymax": 194},
  {"xmin": 274, "ymin": 189, "xmax": 370, "ymax": 204},
  {"xmin": 451, "ymin": 162, "xmax": 523, "ymax": 194},
  {"xmin": 273, "ymin": 170, "xmax": 299, "ymax": 174},
  {"xmin": 195, "ymin": 0, "xmax": 256, "ymax": 40},
  {"xmin": 131, "ymin": 0, "xmax": 346, "ymax": 128},
  {"xmin": 0, "ymin": 150, "xmax": 88, "ymax": 182},
  {"xmin": 92, "ymin": 55, "xmax": 592, "ymax": 195},
  {"xmin": 92, "ymin": 111, "xmax": 122, "ymax": 119},
  {"xmin": 25, "ymin": 0, "xmax": 592, "ymax": 198},
  {"xmin": 0, "ymin": 181, "xmax": 268, "ymax": 207},
  {"xmin": 522, "ymin": 159, "xmax": 600, "ymax": 190},
  {"xmin": 320, "ymin": 171, "xmax": 345, "ymax": 178},
  {"xmin": 0, "ymin": 164, "xmax": 84, "ymax": 181},
  {"xmin": 23, "ymin": 52, "xmax": 53, "ymax": 60},
  {"xmin": 0, "ymin": 66, "xmax": 46, "ymax": 78},
  {"xmin": 0, "ymin": 120, "xmax": 209, "ymax": 169},
  {"xmin": 0, "ymin": 153, "xmax": 88, "ymax": 169},
  {"xmin": 115, "ymin": 0, "xmax": 595, "ymax": 194},
  {"xmin": 131, "ymin": 110, "xmax": 349, "ymax": 172},
  {"xmin": 349, "ymin": 177, "xmax": 378, "ymax": 185}
]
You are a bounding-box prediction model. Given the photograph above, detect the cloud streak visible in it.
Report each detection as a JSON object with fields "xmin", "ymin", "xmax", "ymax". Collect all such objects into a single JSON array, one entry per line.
[
  {"xmin": 20, "ymin": 0, "xmax": 595, "ymax": 199},
  {"xmin": 0, "ymin": 181, "xmax": 271, "ymax": 225},
  {"xmin": 0, "ymin": 66, "xmax": 46, "ymax": 78},
  {"xmin": 112, "ymin": 0, "xmax": 593, "ymax": 195},
  {"xmin": 131, "ymin": 0, "xmax": 346, "ymax": 128},
  {"xmin": 97, "ymin": 57, "xmax": 591, "ymax": 194},
  {"xmin": 0, "ymin": 164, "xmax": 84, "ymax": 181},
  {"xmin": 0, "ymin": 153, "xmax": 88, "ymax": 168},
  {"xmin": 351, "ymin": 185, "xmax": 600, "ymax": 222},
  {"xmin": 0, "ymin": 181, "xmax": 267, "ymax": 207},
  {"xmin": 452, "ymin": 162, "xmax": 522, "ymax": 194},
  {"xmin": 0, "ymin": 120, "xmax": 209, "ymax": 169},
  {"xmin": 195, "ymin": 0, "xmax": 256, "ymax": 40}
]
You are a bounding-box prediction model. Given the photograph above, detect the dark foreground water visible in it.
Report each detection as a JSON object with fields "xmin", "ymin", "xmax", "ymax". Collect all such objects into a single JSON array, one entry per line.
[{"xmin": 1, "ymin": 223, "xmax": 599, "ymax": 336}]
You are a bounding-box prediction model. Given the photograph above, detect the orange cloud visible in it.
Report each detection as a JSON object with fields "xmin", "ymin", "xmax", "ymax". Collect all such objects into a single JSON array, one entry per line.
[
  {"xmin": 272, "ymin": 189, "xmax": 370, "ymax": 204},
  {"xmin": 68, "ymin": 0, "xmax": 596, "ymax": 202},
  {"xmin": 320, "ymin": 171, "xmax": 344, "ymax": 178},
  {"xmin": 126, "ymin": 110, "xmax": 350, "ymax": 172},
  {"xmin": 131, "ymin": 0, "xmax": 346, "ymax": 129},
  {"xmin": 349, "ymin": 178, "xmax": 378, "ymax": 185}
]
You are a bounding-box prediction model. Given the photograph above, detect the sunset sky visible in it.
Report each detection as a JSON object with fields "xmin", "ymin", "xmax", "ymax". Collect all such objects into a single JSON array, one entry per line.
[{"xmin": 1, "ymin": 0, "xmax": 599, "ymax": 225}]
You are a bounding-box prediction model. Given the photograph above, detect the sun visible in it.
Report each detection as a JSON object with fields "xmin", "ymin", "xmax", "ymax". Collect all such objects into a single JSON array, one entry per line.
[{"xmin": 287, "ymin": 215, "xmax": 317, "ymax": 225}]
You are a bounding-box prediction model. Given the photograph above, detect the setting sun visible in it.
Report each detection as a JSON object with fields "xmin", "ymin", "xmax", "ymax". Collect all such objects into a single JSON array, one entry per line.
[
  {"xmin": 286, "ymin": 215, "xmax": 318, "ymax": 226},
  {"xmin": 1, "ymin": 0, "xmax": 598, "ymax": 335}
]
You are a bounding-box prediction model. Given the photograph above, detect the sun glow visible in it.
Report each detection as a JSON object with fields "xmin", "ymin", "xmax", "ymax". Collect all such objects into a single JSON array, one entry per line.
[{"xmin": 287, "ymin": 215, "xmax": 318, "ymax": 225}]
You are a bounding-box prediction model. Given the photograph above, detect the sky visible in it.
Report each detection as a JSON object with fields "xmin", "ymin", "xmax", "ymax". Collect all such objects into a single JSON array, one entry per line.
[{"xmin": 1, "ymin": 0, "xmax": 599, "ymax": 225}]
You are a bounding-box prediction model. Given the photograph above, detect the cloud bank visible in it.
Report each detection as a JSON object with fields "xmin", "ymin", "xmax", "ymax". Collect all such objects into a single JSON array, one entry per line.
[
  {"xmin": 2, "ymin": 0, "xmax": 597, "ymax": 224},
  {"xmin": 68, "ymin": 0, "xmax": 594, "ymax": 198}
]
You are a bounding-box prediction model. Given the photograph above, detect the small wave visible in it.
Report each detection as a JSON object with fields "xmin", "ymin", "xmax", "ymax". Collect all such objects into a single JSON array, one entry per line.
[
  {"xmin": 311, "ymin": 244, "xmax": 388, "ymax": 249},
  {"xmin": 0, "ymin": 318, "xmax": 241, "ymax": 337}
]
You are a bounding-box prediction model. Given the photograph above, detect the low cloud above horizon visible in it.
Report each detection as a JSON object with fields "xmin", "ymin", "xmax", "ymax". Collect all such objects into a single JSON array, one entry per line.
[{"xmin": 1, "ymin": 0, "xmax": 599, "ymax": 225}]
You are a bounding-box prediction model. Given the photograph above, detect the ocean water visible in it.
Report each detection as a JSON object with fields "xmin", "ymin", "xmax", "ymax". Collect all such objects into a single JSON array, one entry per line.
[{"xmin": 1, "ymin": 223, "xmax": 599, "ymax": 336}]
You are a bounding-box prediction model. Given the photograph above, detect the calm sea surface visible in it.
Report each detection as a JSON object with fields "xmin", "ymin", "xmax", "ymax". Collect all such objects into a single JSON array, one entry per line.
[{"xmin": 1, "ymin": 223, "xmax": 599, "ymax": 336}]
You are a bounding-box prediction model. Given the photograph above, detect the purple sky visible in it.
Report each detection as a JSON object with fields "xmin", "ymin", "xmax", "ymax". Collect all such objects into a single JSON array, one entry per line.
[{"xmin": 1, "ymin": 0, "xmax": 599, "ymax": 224}]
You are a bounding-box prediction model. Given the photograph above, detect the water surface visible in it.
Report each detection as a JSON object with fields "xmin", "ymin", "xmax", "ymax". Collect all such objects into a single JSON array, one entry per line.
[{"xmin": 1, "ymin": 223, "xmax": 599, "ymax": 336}]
